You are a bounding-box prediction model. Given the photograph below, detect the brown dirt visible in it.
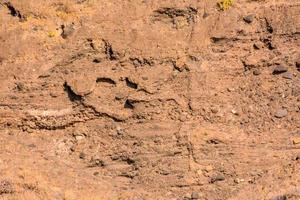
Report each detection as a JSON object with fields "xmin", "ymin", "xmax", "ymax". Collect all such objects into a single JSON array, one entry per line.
[{"xmin": 0, "ymin": 0, "xmax": 300, "ymax": 199}]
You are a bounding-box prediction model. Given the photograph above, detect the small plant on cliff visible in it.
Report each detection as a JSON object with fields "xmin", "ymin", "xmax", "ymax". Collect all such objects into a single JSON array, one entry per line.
[
  {"xmin": 48, "ymin": 31, "xmax": 56, "ymax": 38},
  {"xmin": 218, "ymin": 0, "xmax": 234, "ymax": 11}
]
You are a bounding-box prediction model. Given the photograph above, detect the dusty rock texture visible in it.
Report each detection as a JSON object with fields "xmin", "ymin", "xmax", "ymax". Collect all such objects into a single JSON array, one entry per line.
[{"xmin": 0, "ymin": 0, "xmax": 300, "ymax": 199}]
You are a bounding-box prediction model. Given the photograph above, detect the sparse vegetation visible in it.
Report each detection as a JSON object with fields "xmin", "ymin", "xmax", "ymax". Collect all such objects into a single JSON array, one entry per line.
[
  {"xmin": 218, "ymin": 0, "xmax": 234, "ymax": 10},
  {"xmin": 48, "ymin": 31, "xmax": 56, "ymax": 38}
]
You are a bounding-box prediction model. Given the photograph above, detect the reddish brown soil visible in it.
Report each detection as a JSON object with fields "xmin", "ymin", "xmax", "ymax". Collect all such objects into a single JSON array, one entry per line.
[{"xmin": 0, "ymin": 0, "xmax": 300, "ymax": 199}]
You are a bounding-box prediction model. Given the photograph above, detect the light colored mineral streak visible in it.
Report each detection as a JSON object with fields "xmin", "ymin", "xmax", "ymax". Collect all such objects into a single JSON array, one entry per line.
[{"xmin": 26, "ymin": 107, "xmax": 73, "ymax": 117}]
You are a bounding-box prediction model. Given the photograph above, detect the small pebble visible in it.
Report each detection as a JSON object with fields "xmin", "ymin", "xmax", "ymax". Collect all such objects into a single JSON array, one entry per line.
[
  {"xmin": 231, "ymin": 109, "xmax": 239, "ymax": 115},
  {"xmin": 211, "ymin": 107, "xmax": 219, "ymax": 114},
  {"xmin": 273, "ymin": 65, "xmax": 288, "ymax": 74},
  {"xmin": 90, "ymin": 158, "xmax": 106, "ymax": 167},
  {"xmin": 253, "ymin": 69, "xmax": 261, "ymax": 76},
  {"xmin": 253, "ymin": 43, "xmax": 263, "ymax": 50},
  {"xmin": 292, "ymin": 137, "xmax": 300, "ymax": 145},
  {"xmin": 234, "ymin": 178, "xmax": 245, "ymax": 183},
  {"xmin": 227, "ymin": 87, "xmax": 235, "ymax": 92},
  {"xmin": 73, "ymin": 132, "xmax": 86, "ymax": 141},
  {"xmin": 209, "ymin": 174, "xmax": 225, "ymax": 183},
  {"xmin": 191, "ymin": 192, "xmax": 200, "ymax": 199},
  {"xmin": 61, "ymin": 24, "xmax": 74, "ymax": 39},
  {"xmin": 203, "ymin": 12, "xmax": 209, "ymax": 18},
  {"xmin": 93, "ymin": 172, "xmax": 100, "ymax": 176},
  {"xmin": 274, "ymin": 109, "xmax": 288, "ymax": 118},
  {"xmin": 116, "ymin": 125, "xmax": 123, "ymax": 135},
  {"xmin": 282, "ymin": 72, "xmax": 293, "ymax": 79},
  {"xmin": 243, "ymin": 14, "xmax": 254, "ymax": 24},
  {"xmin": 79, "ymin": 152, "xmax": 86, "ymax": 159},
  {"xmin": 28, "ymin": 144, "xmax": 36, "ymax": 148}
]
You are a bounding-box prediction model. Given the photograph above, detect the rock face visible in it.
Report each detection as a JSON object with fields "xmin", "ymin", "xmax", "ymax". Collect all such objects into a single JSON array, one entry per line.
[
  {"xmin": 65, "ymin": 75, "xmax": 96, "ymax": 97},
  {"xmin": 0, "ymin": 0, "xmax": 300, "ymax": 199}
]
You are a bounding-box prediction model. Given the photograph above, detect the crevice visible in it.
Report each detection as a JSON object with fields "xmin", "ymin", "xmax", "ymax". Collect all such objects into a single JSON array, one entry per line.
[
  {"xmin": 19, "ymin": 103, "xmax": 124, "ymax": 131},
  {"xmin": 63, "ymin": 82, "xmax": 82, "ymax": 101},
  {"xmin": 96, "ymin": 77, "xmax": 116, "ymax": 85},
  {"xmin": 103, "ymin": 40, "xmax": 119, "ymax": 60},
  {"xmin": 137, "ymin": 88, "xmax": 155, "ymax": 95},
  {"xmin": 92, "ymin": 58, "xmax": 101, "ymax": 63},
  {"xmin": 153, "ymin": 7, "xmax": 198, "ymax": 27},
  {"xmin": 210, "ymin": 36, "xmax": 239, "ymax": 44},
  {"xmin": 130, "ymin": 57, "xmax": 154, "ymax": 67},
  {"xmin": 55, "ymin": 52, "xmax": 85, "ymax": 68},
  {"xmin": 206, "ymin": 139, "xmax": 222, "ymax": 144},
  {"xmin": 125, "ymin": 78, "xmax": 138, "ymax": 89},
  {"xmin": 30, "ymin": 119, "xmax": 87, "ymax": 131},
  {"xmin": 265, "ymin": 18, "xmax": 273, "ymax": 34},
  {"xmin": 4, "ymin": 2, "xmax": 25, "ymax": 21},
  {"xmin": 261, "ymin": 37, "xmax": 275, "ymax": 50},
  {"xmin": 81, "ymin": 103, "xmax": 124, "ymax": 122},
  {"xmin": 124, "ymin": 99, "xmax": 134, "ymax": 109}
]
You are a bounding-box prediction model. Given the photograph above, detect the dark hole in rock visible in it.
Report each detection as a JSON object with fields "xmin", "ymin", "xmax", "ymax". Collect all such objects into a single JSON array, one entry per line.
[
  {"xmin": 125, "ymin": 78, "xmax": 138, "ymax": 89},
  {"xmin": 96, "ymin": 77, "xmax": 116, "ymax": 85},
  {"xmin": 103, "ymin": 40, "xmax": 118, "ymax": 60},
  {"xmin": 63, "ymin": 82, "xmax": 82, "ymax": 101},
  {"xmin": 265, "ymin": 18, "xmax": 273, "ymax": 33},
  {"xmin": 124, "ymin": 99, "xmax": 134, "ymax": 109},
  {"xmin": 206, "ymin": 139, "xmax": 222, "ymax": 144},
  {"xmin": 93, "ymin": 58, "xmax": 101, "ymax": 63},
  {"xmin": 4, "ymin": 2, "xmax": 24, "ymax": 21}
]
